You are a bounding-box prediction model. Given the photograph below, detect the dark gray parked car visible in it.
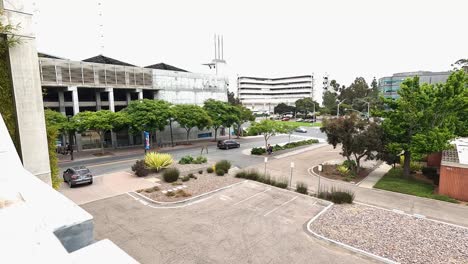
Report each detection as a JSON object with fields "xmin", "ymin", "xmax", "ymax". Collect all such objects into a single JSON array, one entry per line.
[
  {"xmin": 217, "ymin": 140, "xmax": 240, "ymax": 149},
  {"xmin": 63, "ymin": 166, "xmax": 93, "ymax": 188}
]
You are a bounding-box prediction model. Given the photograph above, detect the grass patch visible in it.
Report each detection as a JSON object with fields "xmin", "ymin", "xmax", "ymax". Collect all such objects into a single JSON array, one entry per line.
[
  {"xmin": 374, "ymin": 167, "xmax": 458, "ymax": 203},
  {"xmin": 273, "ymin": 120, "xmax": 321, "ymax": 127}
]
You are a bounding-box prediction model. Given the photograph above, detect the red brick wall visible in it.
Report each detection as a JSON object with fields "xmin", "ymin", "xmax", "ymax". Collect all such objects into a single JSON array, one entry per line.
[
  {"xmin": 427, "ymin": 152, "xmax": 442, "ymax": 167},
  {"xmin": 439, "ymin": 165, "xmax": 468, "ymax": 201}
]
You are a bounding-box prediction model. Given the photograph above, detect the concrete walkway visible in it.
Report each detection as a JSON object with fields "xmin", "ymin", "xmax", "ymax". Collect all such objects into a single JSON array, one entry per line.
[
  {"xmin": 245, "ymin": 145, "xmax": 468, "ymax": 227},
  {"xmin": 357, "ymin": 163, "xmax": 391, "ymax": 188}
]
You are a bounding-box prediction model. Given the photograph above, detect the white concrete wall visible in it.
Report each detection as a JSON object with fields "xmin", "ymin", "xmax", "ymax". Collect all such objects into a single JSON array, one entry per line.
[{"xmin": 2, "ymin": 1, "xmax": 51, "ymax": 184}]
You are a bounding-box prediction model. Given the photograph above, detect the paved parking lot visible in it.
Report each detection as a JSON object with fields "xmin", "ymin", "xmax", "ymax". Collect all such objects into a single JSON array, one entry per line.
[{"xmin": 82, "ymin": 181, "xmax": 374, "ymax": 264}]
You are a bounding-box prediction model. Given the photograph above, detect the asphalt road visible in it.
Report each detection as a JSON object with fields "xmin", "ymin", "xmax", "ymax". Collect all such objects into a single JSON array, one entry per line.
[
  {"xmin": 60, "ymin": 128, "xmax": 326, "ymax": 176},
  {"xmin": 82, "ymin": 181, "xmax": 373, "ymax": 264}
]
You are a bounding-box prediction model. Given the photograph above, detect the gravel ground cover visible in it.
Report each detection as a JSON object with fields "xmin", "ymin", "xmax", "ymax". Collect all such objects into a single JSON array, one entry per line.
[
  {"xmin": 309, "ymin": 204, "xmax": 468, "ymax": 264},
  {"xmin": 137, "ymin": 163, "xmax": 242, "ymax": 202}
]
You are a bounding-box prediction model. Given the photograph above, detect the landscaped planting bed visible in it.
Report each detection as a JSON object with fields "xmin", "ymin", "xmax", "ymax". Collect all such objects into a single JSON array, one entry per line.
[
  {"xmin": 309, "ymin": 204, "xmax": 468, "ymax": 264},
  {"xmin": 137, "ymin": 162, "xmax": 242, "ymax": 202}
]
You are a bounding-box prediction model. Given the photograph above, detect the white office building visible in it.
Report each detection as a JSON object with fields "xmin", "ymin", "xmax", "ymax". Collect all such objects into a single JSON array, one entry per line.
[{"xmin": 237, "ymin": 75, "xmax": 314, "ymax": 113}]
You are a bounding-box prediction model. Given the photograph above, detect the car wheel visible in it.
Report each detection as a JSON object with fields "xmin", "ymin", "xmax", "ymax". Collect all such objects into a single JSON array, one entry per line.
[
  {"xmin": 225, "ymin": 145, "xmax": 229, "ymax": 150},
  {"xmin": 89, "ymin": 180, "xmax": 93, "ymax": 185},
  {"xmin": 68, "ymin": 180, "xmax": 73, "ymax": 188}
]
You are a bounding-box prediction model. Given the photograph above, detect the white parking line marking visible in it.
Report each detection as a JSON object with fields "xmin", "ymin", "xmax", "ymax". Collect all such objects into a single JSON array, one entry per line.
[
  {"xmin": 220, "ymin": 197, "xmax": 228, "ymax": 201},
  {"xmin": 220, "ymin": 195, "xmax": 232, "ymax": 200},
  {"xmin": 263, "ymin": 196, "xmax": 298, "ymax": 217},
  {"xmin": 233, "ymin": 188, "xmax": 271, "ymax": 206}
]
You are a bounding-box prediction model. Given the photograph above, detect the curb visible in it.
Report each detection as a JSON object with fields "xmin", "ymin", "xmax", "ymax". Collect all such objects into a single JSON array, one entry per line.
[
  {"xmin": 306, "ymin": 204, "xmax": 399, "ymax": 264},
  {"xmin": 127, "ymin": 180, "xmax": 247, "ymax": 208}
]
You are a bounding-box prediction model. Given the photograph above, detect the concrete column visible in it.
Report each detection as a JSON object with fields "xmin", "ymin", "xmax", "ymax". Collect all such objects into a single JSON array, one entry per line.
[
  {"xmin": 125, "ymin": 91, "xmax": 134, "ymax": 145},
  {"xmin": 58, "ymin": 90, "xmax": 66, "ymax": 115},
  {"xmin": 105, "ymin": 88, "xmax": 117, "ymax": 148},
  {"xmin": 67, "ymin": 86, "xmax": 82, "ymax": 151},
  {"xmin": 105, "ymin": 87, "xmax": 115, "ymax": 112},
  {"xmin": 137, "ymin": 89, "xmax": 143, "ymax": 100},
  {"xmin": 95, "ymin": 90, "xmax": 102, "ymax": 111}
]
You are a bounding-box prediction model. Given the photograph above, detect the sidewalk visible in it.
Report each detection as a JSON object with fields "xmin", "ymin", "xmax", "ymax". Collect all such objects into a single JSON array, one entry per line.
[
  {"xmin": 58, "ymin": 136, "xmax": 232, "ymax": 164},
  {"xmin": 357, "ymin": 163, "xmax": 391, "ymax": 188},
  {"xmin": 245, "ymin": 145, "xmax": 468, "ymax": 227}
]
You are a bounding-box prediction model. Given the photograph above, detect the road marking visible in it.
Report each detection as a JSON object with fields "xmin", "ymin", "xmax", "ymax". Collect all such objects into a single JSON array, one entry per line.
[
  {"xmin": 263, "ymin": 196, "xmax": 298, "ymax": 217},
  {"xmin": 233, "ymin": 188, "xmax": 271, "ymax": 206},
  {"xmin": 413, "ymin": 213, "xmax": 426, "ymax": 219},
  {"xmin": 220, "ymin": 197, "xmax": 228, "ymax": 201},
  {"xmin": 220, "ymin": 195, "xmax": 232, "ymax": 201},
  {"xmin": 392, "ymin": 209, "xmax": 405, "ymax": 214}
]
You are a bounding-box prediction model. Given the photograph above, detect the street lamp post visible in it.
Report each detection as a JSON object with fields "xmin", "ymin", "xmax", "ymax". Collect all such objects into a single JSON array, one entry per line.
[
  {"xmin": 355, "ymin": 98, "xmax": 371, "ymax": 118},
  {"xmin": 336, "ymin": 99, "xmax": 345, "ymax": 117}
]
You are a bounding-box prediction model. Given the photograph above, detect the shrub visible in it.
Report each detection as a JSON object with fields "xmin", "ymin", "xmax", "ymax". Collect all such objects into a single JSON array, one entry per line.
[
  {"xmin": 400, "ymin": 156, "xmax": 422, "ymax": 172},
  {"xmin": 193, "ymin": 156, "xmax": 207, "ymax": 164},
  {"xmin": 131, "ymin": 159, "xmax": 150, "ymax": 177},
  {"xmin": 198, "ymin": 170, "xmax": 203, "ymax": 174},
  {"xmin": 215, "ymin": 160, "xmax": 231, "ymax": 173},
  {"xmin": 318, "ymin": 187, "xmax": 355, "ymax": 204},
  {"xmin": 422, "ymin": 167, "xmax": 439, "ymax": 185},
  {"xmin": 246, "ymin": 170, "xmax": 260, "ymax": 181},
  {"xmin": 188, "ymin": 173, "xmax": 194, "ymax": 178},
  {"xmin": 163, "ymin": 168, "xmax": 180, "ymax": 183},
  {"xmin": 166, "ymin": 191, "xmax": 175, "ymax": 197},
  {"xmin": 336, "ymin": 165, "xmax": 350, "ymax": 176},
  {"xmin": 251, "ymin": 147, "xmax": 266, "ymax": 155},
  {"xmin": 342, "ymin": 160, "xmax": 356, "ymax": 170},
  {"xmin": 235, "ymin": 171, "xmax": 247, "ymax": 178},
  {"xmin": 296, "ymin": 182, "xmax": 308, "ymax": 194},
  {"xmin": 179, "ymin": 155, "xmax": 194, "ymax": 164},
  {"xmin": 181, "ymin": 175, "xmax": 190, "ymax": 182},
  {"xmin": 145, "ymin": 152, "xmax": 173, "ymax": 172},
  {"xmin": 274, "ymin": 177, "xmax": 289, "ymax": 189},
  {"xmin": 207, "ymin": 167, "xmax": 214, "ymax": 173},
  {"xmin": 175, "ymin": 189, "xmax": 191, "ymax": 198},
  {"xmin": 216, "ymin": 169, "xmax": 225, "ymax": 176}
]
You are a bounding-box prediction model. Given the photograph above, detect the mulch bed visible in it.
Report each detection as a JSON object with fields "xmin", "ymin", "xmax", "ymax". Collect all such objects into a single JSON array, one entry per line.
[
  {"xmin": 137, "ymin": 163, "xmax": 242, "ymax": 202},
  {"xmin": 312, "ymin": 162, "xmax": 380, "ymax": 183}
]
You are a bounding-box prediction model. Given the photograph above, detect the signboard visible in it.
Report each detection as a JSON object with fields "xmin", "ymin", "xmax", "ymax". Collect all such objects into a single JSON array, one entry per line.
[{"xmin": 144, "ymin": 131, "xmax": 150, "ymax": 150}]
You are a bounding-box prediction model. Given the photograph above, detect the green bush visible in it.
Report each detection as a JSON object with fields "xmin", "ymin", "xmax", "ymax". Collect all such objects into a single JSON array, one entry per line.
[
  {"xmin": 131, "ymin": 159, "xmax": 150, "ymax": 177},
  {"xmin": 318, "ymin": 187, "xmax": 354, "ymax": 204},
  {"xmin": 207, "ymin": 167, "xmax": 214, "ymax": 173},
  {"xmin": 246, "ymin": 170, "xmax": 260, "ymax": 181},
  {"xmin": 179, "ymin": 155, "xmax": 194, "ymax": 164},
  {"xmin": 296, "ymin": 182, "xmax": 308, "ymax": 194},
  {"xmin": 274, "ymin": 177, "xmax": 289, "ymax": 189},
  {"xmin": 198, "ymin": 170, "xmax": 203, "ymax": 174},
  {"xmin": 145, "ymin": 152, "xmax": 173, "ymax": 172},
  {"xmin": 163, "ymin": 168, "xmax": 180, "ymax": 183},
  {"xmin": 400, "ymin": 156, "xmax": 422, "ymax": 172},
  {"xmin": 251, "ymin": 147, "xmax": 266, "ymax": 155},
  {"xmin": 342, "ymin": 160, "xmax": 356, "ymax": 170},
  {"xmin": 46, "ymin": 126, "xmax": 62, "ymax": 189},
  {"xmin": 215, "ymin": 160, "xmax": 231, "ymax": 173},
  {"xmin": 336, "ymin": 165, "xmax": 350, "ymax": 176},
  {"xmin": 235, "ymin": 171, "xmax": 247, "ymax": 178},
  {"xmin": 193, "ymin": 156, "xmax": 207, "ymax": 164},
  {"xmin": 181, "ymin": 175, "xmax": 190, "ymax": 182},
  {"xmin": 216, "ymin": 169, "xmax": 225, "ymax": 176},
  {"xmin": 189, "ymin": 173, "xmax": 197, "ymax": 179}
]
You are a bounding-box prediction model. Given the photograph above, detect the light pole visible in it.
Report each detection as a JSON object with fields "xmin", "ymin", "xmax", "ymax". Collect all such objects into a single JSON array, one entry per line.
[
  {"xmin": 336, "ymin": 99, "xmax": 345, "ymax": 117},
  {"xmin": 317, "ymin": 163, "xmax": 323, "ymax": 197},
  {"xmin": 355, "ymin": 98, "xmax": 371, "ymax": 118},
  {"xmin": 264, "ymin": 157, "xmax": 268, "ymax": 176},
  {"xmin": 289, "ymin": 162, "xmax": 294, "ymax": 188}
]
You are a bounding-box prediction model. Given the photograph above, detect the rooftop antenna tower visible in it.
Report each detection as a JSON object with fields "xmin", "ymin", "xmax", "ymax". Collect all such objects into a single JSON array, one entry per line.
[
  {"xmin": 203, "ymin": 34, "xmax": 227, "ymax": 76},
  {"xmin": 97, "ymin": 1, "xmax": 105, "ymax": 54}
]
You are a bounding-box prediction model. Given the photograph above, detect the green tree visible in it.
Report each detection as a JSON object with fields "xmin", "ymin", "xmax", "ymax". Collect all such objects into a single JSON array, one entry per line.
[
  {"xmin": 274, "ymin": 103, "xmax": 295, "ymax": 115},
  {"xmin": 227, "ymin": 89, "xmax": 241, "ymax": 105},
  {"xmin": 172, "ymin": 104, "xmax": 212, "ymax": 143},
  {"xmin": 295, "ymin": 98, "xmax": 319, "ymax": 117},
  {"xmin": 380, "ymin": 71, "xmax": 467, "ymax": 177},
  {"xmin": 203, "ymin": 99, "xmax": 235, "ymax": 141},
  {"xmin": 248, "ymin": 119, "xmax": 285, "ymax": 150},
  {"xmin": 339, "ymin": 77, "xmax": 371, "ymax": 113},
  {"xmin": 321, "ymin": 114, "xmax": 383, "ymax": 173},
  {"xmin": 234, "ymin": 105, "xmax": 255, "ymax": 138},
  {"xmin": 280, "ymin": 122, "xmax": 300, "ymax": 143},
  {"xmin": 322, "ymin": 91, "xmax": 338, "ymax": 115},
  {"xmin": 73, "ymin": 110, "xmax": 128, "ymax": 154},
  {"xmin": 124, "ymin": 99, "xmax": 172, "ymax": 146}
]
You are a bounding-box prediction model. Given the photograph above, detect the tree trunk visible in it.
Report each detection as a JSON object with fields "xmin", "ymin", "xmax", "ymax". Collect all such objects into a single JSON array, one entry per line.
[
  {"xmin": 186, "ymin": 128, "xmax": 191, "ymax": 144},
  {"xmin": 236, "ymin": 124, "xmax": 241, "ymax": 139},
  {"xmin": 99, "ymin": 132, "xmax": 104, "ymax": 155},
  {"xmin": 214, "ymin": 127, "xmax": 218, "ymax": 142},
  {"xmin": 355, "ymin": 158, "xmax": 361, "ymax": 174},
  {"xmin": 403, "ymin": 150, "xmax": 411, "ymax": 178},
  {"xmin": 264, "ymin": 135, "xmax": 268, "ymax": 151},
  {"xmin": 229, "ymin": 127, "xmax": 231, "ymax": 139}
]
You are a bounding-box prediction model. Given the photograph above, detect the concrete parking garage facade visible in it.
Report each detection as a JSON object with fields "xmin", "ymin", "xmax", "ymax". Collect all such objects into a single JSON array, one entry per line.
[{"xmin": 39, "ymin": 54, "xmax": 228, "ymax": 151}]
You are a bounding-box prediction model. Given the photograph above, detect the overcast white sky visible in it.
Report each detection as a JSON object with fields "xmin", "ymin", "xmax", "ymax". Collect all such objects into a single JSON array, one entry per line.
[{"xmin": 31, "ymin": 0, "xmax": 467, "ymax": 91}]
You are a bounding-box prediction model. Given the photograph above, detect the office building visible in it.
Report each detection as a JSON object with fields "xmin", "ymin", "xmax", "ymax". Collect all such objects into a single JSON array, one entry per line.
[
  {"xmin": 379, "ymin": 71, "xmax": 450, "ymax": 99},
  {"xmin": 237, "ymin": 75, "xmax": 314, "ymax": 113}
]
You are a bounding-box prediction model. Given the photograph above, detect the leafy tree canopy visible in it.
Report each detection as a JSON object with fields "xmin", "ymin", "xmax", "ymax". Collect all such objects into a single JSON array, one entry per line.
[
  {"xmin": 274, "ymin": 103, "xmax": 295, "ymax": 115},
  {"xmin": 124, "ymin": 99, "xmax": 172, "ymax": 133},
  {"xmin": 295, "ymin": 98, "xmax": 319, "ymax": 115},
  {"xmin": 172, "ymin": 104, "xmax": 212, "ymax": 142}
]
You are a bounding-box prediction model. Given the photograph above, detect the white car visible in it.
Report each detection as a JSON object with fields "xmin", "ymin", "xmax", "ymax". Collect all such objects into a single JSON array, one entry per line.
[{"xmin": 295, "ymin": 127, "xmax": 307, "ymax": 133}]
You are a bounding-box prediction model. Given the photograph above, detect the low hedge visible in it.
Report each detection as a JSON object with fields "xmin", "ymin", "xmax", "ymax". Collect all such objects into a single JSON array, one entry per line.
[
  {"xmin": 235, "ymin": 169, "xmax": 288, "ymax": 189},
  {"xmin": 251, "ymin": 139, "xmax": 319, "ymax": 155},
  {"xmin": 318, "ymin": 187, "xmax": 355, "ymax": 204}
]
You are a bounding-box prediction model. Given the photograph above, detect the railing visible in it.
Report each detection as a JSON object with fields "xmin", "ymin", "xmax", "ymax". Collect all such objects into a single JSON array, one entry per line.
[{"xmin": 39, "ymin": 58, "xmax": 153, "ymax": 88}]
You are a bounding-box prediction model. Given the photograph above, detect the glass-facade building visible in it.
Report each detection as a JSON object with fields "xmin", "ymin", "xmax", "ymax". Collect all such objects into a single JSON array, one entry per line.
[{"xmin": 378, "ymin": 71, "xmax": 451, "ymax": 99}]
